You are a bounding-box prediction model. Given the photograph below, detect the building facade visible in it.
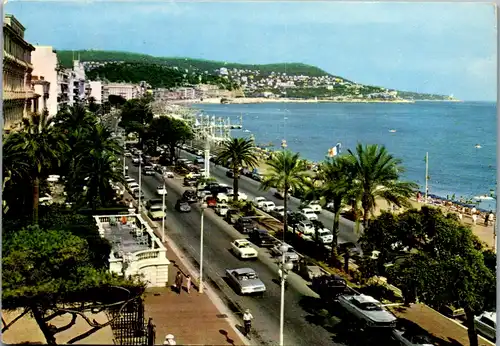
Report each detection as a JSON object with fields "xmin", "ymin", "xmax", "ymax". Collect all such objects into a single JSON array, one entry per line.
[
  {"xmin": 31, "ymin": 46, "xmax": 59, "ymax": 116},
  {"xmin": 107, "ymin": 82, "xmax": 140, "ymax": 100},
  {"xmin": 89, "ymin": 80, "xmax": 103, "ymax": 104},
  {"xmin": 3, "ymin": 14, "xmax": 39, "ymax": 132}
]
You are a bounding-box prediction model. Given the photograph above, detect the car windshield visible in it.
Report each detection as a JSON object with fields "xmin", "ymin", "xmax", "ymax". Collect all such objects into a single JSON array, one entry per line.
[
  {"xmin": 151, "ymin": 205, "xmax": 163, "ymax": 211},
  {"xmin": 157, "ymin": 186, "xmax": 165, "ymax": 189},
  {"xmin": 239, "ymin": 273, "xmax": 257, "ymax": 280},
  {"xmin": 356, "ymin": 301, "xmax": 383, "ymax": 311}
]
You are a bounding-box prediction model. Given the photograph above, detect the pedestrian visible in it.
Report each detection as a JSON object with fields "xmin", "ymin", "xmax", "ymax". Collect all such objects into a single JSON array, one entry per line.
[
  {"xmin": 489, "ymin": 211, "xmax": 495, "ymax": 226},
  {"xmin": 242, "ymin": 309, "xmax": 253, "ymax": 338},
  {"xmin": 484, "ymin": 212, "xmax": 490, "ymax": 226},
  {"xmin": 186, "ymin": 274, "xmax": 192, "ymax": 294},
  {"xmin": 471, "ymin": 206, "xmax": 477, "ymax": 215},
  {"xmin": 472, "ymin": 213, "xmax": 477, "ymax": 225},
  {"xmin": 175, "ymin": 272, "xmax": 183, "ymax": 294},
  {"xmin": 458, "ymin": 213, "xmax": 463, "ymax": 221},
  {"xmin": 164, "ymin": 334, "xmax": 176, "ymax": 345}
]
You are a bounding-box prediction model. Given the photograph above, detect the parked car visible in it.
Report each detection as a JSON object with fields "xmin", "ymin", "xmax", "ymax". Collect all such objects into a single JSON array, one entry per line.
[
  {"xmin": 184, "ymin": 177, "xmax": 197, "ymax": 187},
  {"xmin": 183, "ymin": 190, "xmax": 198, "ymax": 203},
  {"xmin": 230, "ymin": 239, "xmax": 258, "ymax": 259},
  {"xmin": 226, "ymin": 170, "xmax": 236, "ymax": 178},
  {"xmin": 249, "ymin": 229, "xmax": 276, "ymax": 248},
  {"xmin": 274, "ymin": 188, "xmax": 291, "ymax": 200},
  {"xmin": 224, "ymin": 208, "xmax": 241, "ymax": 224},
  {"xmin": 391, "ymin": 328, "xmax": 434, "ymax": 346},
  {"xmin": 164, "ymin": 171, "xmax": 175, "ymax": 178},
  {"xmin": 337, "ymin": 294, "xmax": 397, "ymax": 328},
  {"xmin": 146, "ymin": 198, "xmax": 164, "ymax": 210},
  {"xmin": 131, "ymin": 188, "xmax": 145, "ymax": 199},
  {"xmin": 310, "ymin": 274, "xmax": 348, "ymax": 298},
  {"xmin": 128, "ymin": 182, "xmax": 139, "ymax": 191},
  {"xmin": 175, "ymin": 199, "xmax": 192, "ymax": 213},
  {"xmin": 474, "ymin": 311, "xmax": 496, "ymax": 341},
  {"xmin": 225, "ymin": 268, "xmax": 266, "ymax": 295},
  {"xmin": 143, "ymin": 165, "xmax": 155, "ymax": 175},
  {"xmin": 235, "ymin": 217, "xmax": 259, "ymax": 234},
  {"xmin": 148, "ymin": 204, "xmax": 166, "ymax": 220},
  {"xmin": 216, "ymin": 203, "xmax": 230, "ymax": 217},
  {"xmin": 307, "ymin": 200, "xmax": 322, "ymax": 212},
  {"xmin": 226, "ymin": 192, "xmax": 248, "ymax": 201},
  {"xmin": 270, "ymin": 242, "xmax": 299, "ymax": 262},
  {"xmin": 206, "ymin": 196, "xmax": 217, "ymax": 208},
  {"xmin": 251, "ymin": 172, "xmax": 264, "ymax": 181},
  {"xmin": 124, "ymin": 152, "xmax": 132, "ymax": 157},
  {"xmin": 315, "ymin": 228, "xmax": 334, "ymax": 244},
  {"xmin": 297, "ymin": 220, "xmax": 315, "ymax": 235},
  {"xmin": 261, "ymin": 201, "xmax": 276, "ymax": 213},
  {"xmin": 301, "ymin": 208, "xmax": 319, "ymax": 221},
  {"xmin": 157, "ymin": 185, "xmax": 167, "ymax": 196},
  {"xmin": 253, "ymin": 197, "xmax": 267, "ymax": 208}
]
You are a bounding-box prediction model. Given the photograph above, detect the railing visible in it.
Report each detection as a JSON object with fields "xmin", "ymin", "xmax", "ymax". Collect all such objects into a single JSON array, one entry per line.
[{"xmin": 134, "ymin": 249, "xmax": 167, "ymax": 262}]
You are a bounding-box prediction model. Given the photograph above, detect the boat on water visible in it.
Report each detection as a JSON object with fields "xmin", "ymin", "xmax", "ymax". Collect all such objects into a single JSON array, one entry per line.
[
  {"xmin": 243, "ymin": 129, "xmax": 251, "ymax": 133},
  {"xmin": 473, "ymin": 195, "xmax": 495, "ymax": 201},
  {"xmin": 475, "ymin": 144, "xmax": 482, "ymax": 149},
  {"xmin": 389, "ymin": 129, "xmax": 397, "ymax": 133}
]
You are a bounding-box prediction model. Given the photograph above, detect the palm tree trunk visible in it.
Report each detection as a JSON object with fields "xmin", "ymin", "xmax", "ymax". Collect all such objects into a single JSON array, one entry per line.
[
  {"xmin": 233, "ymin": 169, "xmax": 239, "ymax": 202},
  {"xmin": 283, "ymin": 185, "xmax": 289, "ymax": 241},
  {"xmin": 464, "ymin": 307, "xmax": 479, "ymax": 346},
  {"xmin": 31, "ymin": 305, "xmax": 57, "ymax": 344},
  {"xmin": 362, "ymin": 205, "xmax": 370, "ymax": 229},
  {"xmin": 33, "ymin": 176, "xmax": 40, "ymax": 224},
  {"xmin": 330, "ymin": 203, "xmax": 341, "ymax": 266}
]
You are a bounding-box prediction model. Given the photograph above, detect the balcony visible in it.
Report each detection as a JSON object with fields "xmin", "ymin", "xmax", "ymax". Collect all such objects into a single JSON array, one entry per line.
[{"xmin": 93, "ymin": 214, "xmax": 170, "ymax": 287}]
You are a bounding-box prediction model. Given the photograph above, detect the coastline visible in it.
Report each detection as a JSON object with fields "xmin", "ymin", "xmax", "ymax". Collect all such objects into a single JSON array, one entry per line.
[{"xmin": 171, "ymin": 97, "xmax": 416, "ymax": 105}]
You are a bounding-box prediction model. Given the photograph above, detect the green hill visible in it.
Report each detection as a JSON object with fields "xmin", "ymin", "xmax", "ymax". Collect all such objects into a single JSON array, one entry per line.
[{"xmin": 56, "ymin": 50, "xmax": 331, "ymax": 77}]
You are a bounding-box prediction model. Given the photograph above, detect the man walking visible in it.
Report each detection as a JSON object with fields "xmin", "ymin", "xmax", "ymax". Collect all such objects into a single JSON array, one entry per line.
[
  {"xmin": 242, "ymin": 309, "xmax": 253, "ymax": 339},
  {"xmin": 185, "ymin": 274, "xmax": 192, "ymax": 294},
  {"xmin": 175, "ymin": 272, "xmax": 183, "ymax": 294}
]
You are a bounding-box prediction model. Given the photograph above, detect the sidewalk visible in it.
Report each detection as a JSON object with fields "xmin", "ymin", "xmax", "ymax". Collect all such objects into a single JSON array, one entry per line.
[
  {"xmin": 121, "ymin": 190, "xmax": 247, "ymax": 345},
  {"xmin": 389, "ymin": 303, "xmax": 494, "ymax": 346}
]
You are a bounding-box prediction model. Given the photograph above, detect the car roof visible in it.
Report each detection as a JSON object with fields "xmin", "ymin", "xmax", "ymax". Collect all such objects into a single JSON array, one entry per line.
[
  {"xmin": 234, "ymin": 239, "xmax": 249, "ymax": 244},
  {"xmin": 228, "ymin": 268, "xmax": 255, "ymax": 275},
  {"xmin": 148, "ymin": 198, "xmax": 163, "ymax": 204},
  {"xmin": 256, "ymin": 229, "xmax": 269, "ymax": 234},
  {"xmin": 481, "ymin": 312, "xmax": 496, "ymax": 321},
  {"xmin": 352, "ymin": 294, "xmax": 380, "ymax": 304},
  {"xmin": 302, "ymin": 208, "xmax": 314, "ymax": 212}
]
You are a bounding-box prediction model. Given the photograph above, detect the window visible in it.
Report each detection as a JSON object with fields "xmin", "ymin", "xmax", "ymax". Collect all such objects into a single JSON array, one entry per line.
[{"xmin": 480, "ymin": 316, "xmax": 495, "ymax": 328}]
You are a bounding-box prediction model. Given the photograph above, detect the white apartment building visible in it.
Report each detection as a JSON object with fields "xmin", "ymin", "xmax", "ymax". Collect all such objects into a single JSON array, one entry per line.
[
  {"xmin": 107, "ymin": 82, "xmax": 140, "ymax": 100},
  {"xmin": 89, "ymin": 81, "xmax": 103, "ymax": 104},
  {"xmin": 31, "ymin": 46, "xmax": 59, "ymax": 116}
]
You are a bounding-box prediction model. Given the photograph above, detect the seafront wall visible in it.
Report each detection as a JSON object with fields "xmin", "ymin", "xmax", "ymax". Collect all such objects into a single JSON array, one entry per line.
[{"xmin": 171, "ymin": 97, "xmax": 415, "ymax": 105}]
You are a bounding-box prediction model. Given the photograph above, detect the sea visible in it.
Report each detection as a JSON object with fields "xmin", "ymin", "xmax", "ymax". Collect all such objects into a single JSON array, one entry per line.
[{"xmin": 191, "ymin": 101, "xmax": 497, "ymax": 211}]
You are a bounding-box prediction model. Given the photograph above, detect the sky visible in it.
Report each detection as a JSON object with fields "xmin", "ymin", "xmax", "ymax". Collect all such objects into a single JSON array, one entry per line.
[{"xmin": 6, "ymin": 1, "xmax": 498, "ymax": 101}]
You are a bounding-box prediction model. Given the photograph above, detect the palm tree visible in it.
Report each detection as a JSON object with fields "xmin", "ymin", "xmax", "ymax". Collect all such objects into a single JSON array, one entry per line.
[
  {"xmin": 215, "ymin": 138, "xmax": 259, "ymax": 202},
  {"xmin": 305, "ymin": 155, "xmax": 353, "ymax": 264},
  {"xmin": 346, "ymin": 143, "xmax": 418, "ymax": 228},
  {"xmin": 3, "ymin": 112, "xmax": 68, "ymax": 223},
  {"xmin": 261, "ymin": 150, "xmax": 309, "ymax": 238}
]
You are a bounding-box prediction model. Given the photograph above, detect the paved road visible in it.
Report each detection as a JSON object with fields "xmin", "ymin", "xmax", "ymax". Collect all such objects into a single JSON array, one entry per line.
[
  {"xmin": 126, "ymin": 159, "xmax": 346, "ymax": 346},
  {"xmin": 179, "ymin": 150, "xmax": 363, "ymax": 248}
]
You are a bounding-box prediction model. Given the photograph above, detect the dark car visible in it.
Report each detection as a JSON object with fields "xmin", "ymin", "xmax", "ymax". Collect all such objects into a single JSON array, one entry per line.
[
  {"xmin": 183, "ymin": 190, "xmax": 198, "ymax": 203},
  {"xmin": 224, "ymin": 208, "xmax": 241, "ymax": 224},
  {"xmin": 176, "ymin": 199, "xmax": 192, "ymax": 212},
  {"xmin": 235, "ymin": 217, "xmax": 259, "ymax": 234},
  {"xmin": 249, "ymin": 229, "xmax": 275, "ymax": 248},
  {"xmin": 184, "ymin": 177, "xmax": 197, "ymax": 187},
  {"xmin": 311, "ymin": 274, "xmax": 348, "ymax": 300},
  {"xmin": 146, "ymin": 198, "xmax": 163, "ymax": 210},
  {"xmin": 226, "ymin": 170, "xmax": 235, "ymax": 178}
]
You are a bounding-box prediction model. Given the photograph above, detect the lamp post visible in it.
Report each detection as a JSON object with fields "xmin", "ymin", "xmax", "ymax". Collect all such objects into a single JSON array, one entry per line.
[
  {"xmin": 161, "ymin": 181, "xmax": 166, "ymax": 243},
  {"xmin": 278, "ymin": 246, "xmax": 294, "ymax": 346},
  {"xmin": 199, "ymin": 201, "xmax": 208, "ymax": 293},
  {"xmin": 123, "ymin": 138, "xmax": 127, "ymax": 176},
  {"xmin": 138, "ymin": 157, "xmax": 142, "ymax": 212}
]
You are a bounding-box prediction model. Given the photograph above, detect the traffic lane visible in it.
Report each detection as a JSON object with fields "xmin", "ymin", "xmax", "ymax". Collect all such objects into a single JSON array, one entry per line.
[
  {"xmin": 126, "ymin": 164, "xmax": 340, "ymax": 346},
  {"xmin": 178, "ymin": 150, "xmax": 360, "ymax": 245}
]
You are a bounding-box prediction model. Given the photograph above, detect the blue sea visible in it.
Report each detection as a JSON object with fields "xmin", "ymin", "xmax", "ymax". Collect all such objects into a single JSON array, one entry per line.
[{"xmin": 192, "ymin": 102, "xmax": 497, "ymax": 210}]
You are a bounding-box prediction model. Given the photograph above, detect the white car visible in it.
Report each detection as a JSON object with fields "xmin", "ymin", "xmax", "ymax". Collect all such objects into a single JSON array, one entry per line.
[
  {"xmin": 307, "ymin": 200, "xmax": 322, "ymax": 212},
  {"xmin": 315, "ymin": 228, "xmax": 334, "ymax": 244},
  {"xmin": 253, "ymin": 197, "xmax": 267, "ymax": 208},
  {"xmin": 338, "ymin": 294, "xmax": 397, "ymax": 328},
  {"xmin": 216, "ymin": 203, "xmax": 230, "ymax": 217},
  {"xmin": 124, "ymin": 152, "xmax": 132, "ymax": 157},
  {"xmin": 475, "ymin": 311, "xmax": 496, "ymax": 341},
  {"xmin": 128, "ymin": 182, "xmax": 139, "ymax": 191},
  {"xmin": 39, "ymin": 194, "xmax": 53, "ymax": 205},
  {"xmin": 125, "ymin": 177, "xmax": 135, "ymax": 184},
  {"xmin": 261, "ymin": 201, "xmax": 276, "ymax": 213},
  {"xmin": 301, "ymin": 208, "xmax": 319, "ymax": 221},
  {"xmin": 157, "ymin": 185, "xmax": 167, "ymax": 196},
  {"xmin": 231, "ymin": 239, "xmax": 258, "ymax": 259},
  {"xmin": 227, "ymin": 192, "xmax": 248, "ymax": 201},
  {"xmin": 297, "ymin": 220, "xmax": 315, "ymax": 235},
  {"xmin": 197, "ymin": 149, "xmax": 203, "ymax": 156},
  {"xmin": 392, "ymin": 329, "xmax": 433, "ymax": 346},
  {"xmin": 164, "ymin": 171, "xmax": 174, "ymax": 178}
]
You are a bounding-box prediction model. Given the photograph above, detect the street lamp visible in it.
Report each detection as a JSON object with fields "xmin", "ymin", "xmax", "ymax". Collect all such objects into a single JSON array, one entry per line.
[
  {"xmin": 138, "ymin": 157, "xmax": 142, "ymax": 212},
  {"xmin": 278, "ymin": 246, "xmax": 294, "ymax": 346},
  {"xmin": 199, "ymin": 201, "xmax": 208, "ymax": 293},
  {"xmin": 122, "ymin": 138, "xmax": 127, "ymax": 176},
  {"xmin": 161, "ymin": 181, "xmax": 166, "ymax": 243}
]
